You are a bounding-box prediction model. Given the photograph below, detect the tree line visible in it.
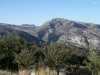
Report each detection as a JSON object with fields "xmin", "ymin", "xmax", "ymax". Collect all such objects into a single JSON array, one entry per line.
[{"xmin": 0, "ymin": 36, "xmax": 100, "ymax": 75}]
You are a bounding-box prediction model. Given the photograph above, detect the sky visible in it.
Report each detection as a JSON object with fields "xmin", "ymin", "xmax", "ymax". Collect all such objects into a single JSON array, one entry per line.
[{"xmin": 0, "ymin": 0, "xmax": 100, "ymax": 26}]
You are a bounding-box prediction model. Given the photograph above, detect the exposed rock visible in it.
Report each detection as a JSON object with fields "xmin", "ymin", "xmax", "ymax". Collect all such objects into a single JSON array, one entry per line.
[
  {"xmin": 33, "ymin": 18, "xmax": 100, "ymax": 49},
  {"xmin": 1, "ymin": 18, "xmax": 100, "ymax": 49},
  {"xmin": 0, "ymin": 23, "xmax": 44, "ymax": 43}
]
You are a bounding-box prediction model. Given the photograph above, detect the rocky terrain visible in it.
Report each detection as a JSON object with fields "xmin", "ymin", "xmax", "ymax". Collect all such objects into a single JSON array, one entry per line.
[
  {"xmin": 1, "ymin": 18, "xmax": 100, "ymax": 49},
  {"xmin": 0, "ymin": 23, "xmax": 43, "ymax": 43},
  {"xmin": 32, "ymin": 18, "xmax": 100, "ymax": 49},
  {"xmin": 0, "ymin": 23, "xmax": 37, "ymax": 35}
]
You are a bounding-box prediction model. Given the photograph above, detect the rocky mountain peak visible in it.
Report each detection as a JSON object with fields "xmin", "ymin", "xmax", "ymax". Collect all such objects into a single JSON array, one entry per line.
[
  {"xmin": 33, "ymin": 18, "xmax": 100, "ymax": 49},
  {"xmin": 1, "ymin": 18, "xmax": 100, "ymax": 49}
]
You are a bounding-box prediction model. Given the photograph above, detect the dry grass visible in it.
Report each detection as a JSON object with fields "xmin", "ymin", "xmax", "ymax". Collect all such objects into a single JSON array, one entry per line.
[
  {"xmin": 0, "ymin": 67, "xmax": 91, "ymax": 75},
  {"xmin": 18, "ymin": 70, "xmax": 31, "ymax": 75},
  {"xmin": 0, "ymin": 70, "xmax": 31, "ymax": 75},
  {"xmin": 35, "ymin": 67, "xmax": 57, "ymax": 75},
  {"xmin": 0, "ymin": 70, "xmax": 12, "ymax": 75},
  {"xmin": 17, "ymin": 68, "xmax": 57, "ymax": 75},
  {"xmin": 0, "ymin": 68, "xmax": 57, "ymax": 75}
]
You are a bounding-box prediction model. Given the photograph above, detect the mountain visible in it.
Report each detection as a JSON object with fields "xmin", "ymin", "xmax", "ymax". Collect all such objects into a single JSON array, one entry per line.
[
  {"xmin": 0, "ymin": 23, "xmax": 44, "ymax": 43},
  {"xmin": 1, "ymin": 18, "xmax": 100, "ymax": 49},
  {"xmin": 0, "ymin": 23, "xmax": 37, "ymax": 35},
  {"xmin": 32, "ymin": 18, "xmax": 100, "ymax": 49}
]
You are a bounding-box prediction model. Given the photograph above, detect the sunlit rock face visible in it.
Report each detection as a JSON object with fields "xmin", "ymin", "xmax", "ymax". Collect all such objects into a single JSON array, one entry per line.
[{"xmin": 32, "ymin": 18, "xmax": 100, "ymax": 49}]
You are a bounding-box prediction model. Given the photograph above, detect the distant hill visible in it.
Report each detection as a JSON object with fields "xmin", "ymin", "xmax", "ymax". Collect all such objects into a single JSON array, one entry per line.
[
  {"xmin": 0, "ymin": 23, "xmax": 44, "ymax": 43},
  {"xmin": 0, "ymin": 23, "xmax": 37, "ymax": 35}
]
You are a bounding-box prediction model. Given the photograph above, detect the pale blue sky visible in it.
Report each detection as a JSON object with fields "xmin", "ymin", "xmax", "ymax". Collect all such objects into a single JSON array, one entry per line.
[{"xmin": 0, "ymin": 0, "xmax": 100, "ymax": 26}]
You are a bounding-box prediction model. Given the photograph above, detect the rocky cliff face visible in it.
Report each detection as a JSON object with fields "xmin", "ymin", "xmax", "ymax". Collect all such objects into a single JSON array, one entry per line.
[{"xmin": 33, "ymin": 18, "xmax": 100, "ymax": 49}]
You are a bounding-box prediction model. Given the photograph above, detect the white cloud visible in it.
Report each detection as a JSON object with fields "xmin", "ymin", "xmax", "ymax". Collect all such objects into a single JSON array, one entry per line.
[{"xmin": 93, "ymin": 2, "xmax": 99, "ymax": 4}]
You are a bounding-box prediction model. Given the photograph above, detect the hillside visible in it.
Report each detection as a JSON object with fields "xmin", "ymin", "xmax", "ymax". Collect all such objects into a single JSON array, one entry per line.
[
  {"xmin": 0, "ymin": 23, "xmax": 44, "ymax": 43},
  {"xmin": 1, "ymin": 18, "xmax": 100, "ymax": 49},
  {"xmin": 32, "ymin": 18, "xmax": 100, "ymax": 49},
  {"xmin": 0, "ymin": 23, "xmax": 37, "ymax": 35}
]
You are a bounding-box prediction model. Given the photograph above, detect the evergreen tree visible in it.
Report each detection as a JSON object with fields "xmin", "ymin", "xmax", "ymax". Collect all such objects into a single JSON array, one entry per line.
[
  {"xmin": 84, "ymin": 49, "xmax": 100, "ymax": 75},
  {"xmin": 0, "ymin": 36, "xmax": 27, "ymax": 71},
  {"xmin": 43, "ymin": 43, "xmax": 68, "ymax": 75}
]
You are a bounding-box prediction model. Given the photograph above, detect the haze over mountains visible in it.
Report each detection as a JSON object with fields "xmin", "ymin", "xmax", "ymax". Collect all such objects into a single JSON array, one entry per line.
[{"xmin": 0, "ymin": 18, "xmax": 100, "ymax": 49}]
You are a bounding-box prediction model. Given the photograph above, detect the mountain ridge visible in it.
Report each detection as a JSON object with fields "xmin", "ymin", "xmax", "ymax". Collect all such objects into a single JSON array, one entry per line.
[
  {"xmin": 0, "ymin": 18, "xmax": 100, "ymax": 49},
  {"xmin": 0, "ymin": 23, "xmax": 44, "ymax": 43},
  {"xmin": 32, "ymin": 18, "xmax": 100, "ymax": 49}
]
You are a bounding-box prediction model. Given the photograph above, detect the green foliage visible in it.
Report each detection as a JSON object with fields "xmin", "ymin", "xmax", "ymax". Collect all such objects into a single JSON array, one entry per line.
[
  {"xmin": 15, "ymin": 49, "xmax": 36, "ymax": 69},
  {"xmin": 0, "ymin": 36, "xmax": 44, "ymax": 71},
  {"xmin": 0, "ymin": 36, "xmax": 33, "ymax": 70},
  {"xmin": 84, "ymin": 49, "xmax": 100, "ymax": 75},
  {"xmin": 1, "ymin": 35, "xmax": 100, "ymax": 75},
  {"xmin": 44, "ymin": 43, "xmax": 67, "ymax": 67},
  {"xmin": 15, "ymin": 42, "xmax": 40, "ymax": 70},
  {"xmin": 43, "ymin": 43, "xmax": 68, "ymax": 75},
  {"xmin": 68, "ymin": 48, "xmax": 88, "ymax": 65}
]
